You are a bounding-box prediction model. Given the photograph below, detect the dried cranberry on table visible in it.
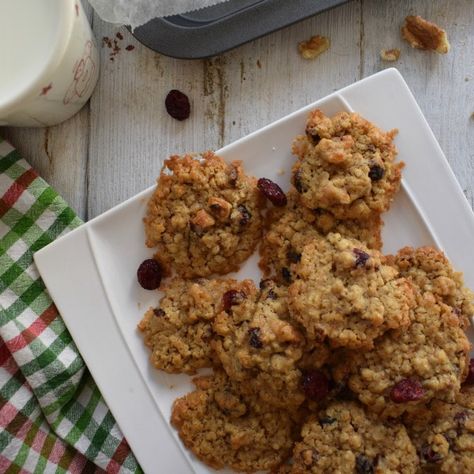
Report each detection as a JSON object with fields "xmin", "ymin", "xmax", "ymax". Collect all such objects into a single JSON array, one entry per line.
[
  {"xmin": 165, "ymin": 89, "xmax": 190, "ymax": 121},
  {"xmin": 257, "ymin": 178, "xmax": 287, "ymax": 206},
  {"xmin": 390, "ymin": 378, "xmax": 425, "ymax": 403},
  {"xmin": 137, "ymin": 259, "xmax": 162, "ymax": 290}
]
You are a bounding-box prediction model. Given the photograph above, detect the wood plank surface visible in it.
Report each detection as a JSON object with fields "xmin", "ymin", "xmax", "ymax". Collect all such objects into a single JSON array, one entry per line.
[
  {"xmin": 87, "ymin": 0, "xmax": 361, "ymax": 217},
  {"xmin": 362, "ymin": 0, "xmax": 474, "ymax": 206},
  {"xmin": 2, "ymin": 0, "xmax": 474, "ymax": 219}
]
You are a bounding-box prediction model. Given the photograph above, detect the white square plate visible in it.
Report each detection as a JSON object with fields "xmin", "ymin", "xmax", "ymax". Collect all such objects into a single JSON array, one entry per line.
[{"xmin": 34, "ymin": 69, "xmax": 474, "ymax": 474}]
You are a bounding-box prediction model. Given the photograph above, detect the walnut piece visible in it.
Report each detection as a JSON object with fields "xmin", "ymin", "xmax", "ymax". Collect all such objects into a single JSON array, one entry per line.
[
  {"xmin": 401, "ymin": 15, "xmax": 450, "ymax": 54},
  {"xmin": 208, "ymin": 197, "xmax": 232, "ymax": 220},
  {"xmin": 191, "ymin": 209, "xmax": 215, "ymax": 231},
  {"xmin": 298, "ymin": 35, "xmax": 330, "ymax": 60},
  {"xmin": 380, "ymin": 48, "xmax": 401, "ymax": 62}
]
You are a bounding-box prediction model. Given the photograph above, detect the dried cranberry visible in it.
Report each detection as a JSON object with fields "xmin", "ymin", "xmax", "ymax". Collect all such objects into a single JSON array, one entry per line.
[
  {"xmin": 293, "ymin": 169, "xmax": 304, "ymax": 193},
  {"xmin": 301, "ymin": 370, "xmax": 329, "ymax": 401},
  {"xmin": 222, "ymin": 290, "xmax": 245, "ymax": 313},
  {"xmin": 420, "ymin": 444, "xmax": 443, "ymax": 463},
  {"xmin": 319, "ymin": 416, "xmax": 336, "ymax": 426},
  {"xmin": 248, "ymin": 328, "xmax": 263, "ymax": 348},
  {"xmin": 353, "ymin": 248, "xmax": 370, "ymax": 267},
  {"xmin": 368, "ymin": 164, "xmax": 384, "ymax": 181},
  {"xmin": 153, "ymin": 308, "xmax": 165, "ymax": 317},
  {"xmin": 237, "ymin": 205, "xmax": 251, "ymax": 225},
  {"xmin": 463, "ymin": 358, "xmax": 474, "ymax": 385},
  {"xmin": 281, "ymin": 267, "xmax": 292, "ymax": 283},
  {"xmin": 165, "ymin": 89, "xmax": 190, "ymax": 121},
  {"xmin": 267, "ymin": 289, "xmax": 277, "ymax": 300},
  {"xmin": 390, "ymin": 378, "xmax": 425, "ymax": 403},
  {"xmin": 454, "ymin": 411, "xmax": 468, "ymax": 425},
  {"xmin": 443, "ymin": 433, "xmax": 456, "ymax": 449},
  {"xmin": 257, "ymin": 178, "xmax": 287, "ymax": 206},
  {"xmin": 287, "ymin": 249, "xmax": 301, "ymax": 263},
  {"xmin": 306, "ymin": 130, "xmax": 321, "ymax": 145},
  {"xmin": 137, "ymin": 259, "xmax": 162, "ymax": 290},
  {"xmin": 355, "ymin": 454, "xmax": 374, "ymax": 474}
]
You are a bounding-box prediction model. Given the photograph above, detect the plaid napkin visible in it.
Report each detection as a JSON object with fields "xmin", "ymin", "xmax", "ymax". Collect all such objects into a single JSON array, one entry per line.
[{"xmin": 0, "ymin": 139, "xmax": 141, "ymax": 473}]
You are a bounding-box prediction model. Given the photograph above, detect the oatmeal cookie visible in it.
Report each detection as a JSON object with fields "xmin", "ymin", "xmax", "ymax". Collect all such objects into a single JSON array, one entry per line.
[
  {"xmin": 334, "ymin": 247, "xmax": 472, "ymax": 418},
  {"xmin": 392, "ymin": 246, "xmax": 474, "ymax": 328},
  {"xmin": 404, "ymin": 388, "xmax": 474, "ymax": 473},
  {"xmin": 291, "ymin": 110, "xmax": 403, "ymax": 220},
  {"xmin": 144, "ymin": 152, "xmax": 264, "ymax": 278},
  {"xmin": 290, "ymin": 401, "xmax": 418, "ymax": 473},
  {"xmin": 171, "ymin": 370, "xmax": 296, "ymax": 472},
  {"xmin": 288, "ymin": 233, "xmax": 414, "ymax": 349},
  {"xmin": 259, "ymin": 190, "xmax": 382, "ymax": 284},
  {"xmin": 213, "ymin": 280, "xmax": 329, "ymax": 409},
  {"xmin": 138, "ymin": 278, "xmax": 257, "ymax": 374}
]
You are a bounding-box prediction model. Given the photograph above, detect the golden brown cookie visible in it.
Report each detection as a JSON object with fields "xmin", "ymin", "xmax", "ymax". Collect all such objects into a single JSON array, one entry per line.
[
  {"xmin": 212, "ymin": 279, "xmax": 329, "ymax": 409},
  {"xmin": 138, "ymin": 277, "xmax": 257, "ymax": 374},
  {"xmin": 334, "ymin": 247, "xmax": 472, "ymax": 418},
  {"xmin": 291, "ymin": 110, "xmax": 403, "ymax": 220},
  {"xmin": 288, "ymin": 233, "xmax": 414, "ymax": 349},
  {"xmin": 259, "ymin": 190, "xmax": 383, "ymax": 284},
  {"xmin": 404, "ymin": 388, "xmax": 474, "ymax": 473},
  {"xmin": 144, "ymin": 152, "xmax": 264, "ymax": 278},
  {"xmin": 171, "ymin": 370, "xmax": 297, "ymax": 472},
  {"xmin": 290, "ymin": 401, "xmax": 418, "ymax": 473}
]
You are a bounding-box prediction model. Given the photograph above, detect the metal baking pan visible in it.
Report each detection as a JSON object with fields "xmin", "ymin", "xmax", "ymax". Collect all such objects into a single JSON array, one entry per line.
[{"xmin": 130, "ymin": 0, "xmax": 350, "ymax": 59}]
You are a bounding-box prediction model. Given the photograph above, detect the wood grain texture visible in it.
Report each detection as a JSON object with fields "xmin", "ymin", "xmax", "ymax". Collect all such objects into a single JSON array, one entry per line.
[
  {"xmin": 362, "ymin": 0, "xmax": 474, "ymax": 207},
  {"xmin": 87, "ymin": 1, "xmax": 361, "ymax": 217},
  {"xmin": 2, "ymin": 0, "xmax": 474, "ymax": 219}
]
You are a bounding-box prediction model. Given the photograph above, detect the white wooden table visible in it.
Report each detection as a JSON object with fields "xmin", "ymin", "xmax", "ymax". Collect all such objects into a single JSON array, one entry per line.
[{"xmin": 4, "ymin": 0, "xmax": 474, "ymax": 221}]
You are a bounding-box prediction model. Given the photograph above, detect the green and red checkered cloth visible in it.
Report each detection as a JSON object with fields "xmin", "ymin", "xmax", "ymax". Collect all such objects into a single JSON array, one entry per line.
[{"xmin": 0, "ymin": 139, "xmax": 141, "ymax": 473}]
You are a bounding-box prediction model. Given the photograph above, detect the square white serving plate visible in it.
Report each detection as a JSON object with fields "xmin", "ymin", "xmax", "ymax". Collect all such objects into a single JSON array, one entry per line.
[{"xmin": 34, "ymin": 68, "xmax": 474, "ymax": 474}]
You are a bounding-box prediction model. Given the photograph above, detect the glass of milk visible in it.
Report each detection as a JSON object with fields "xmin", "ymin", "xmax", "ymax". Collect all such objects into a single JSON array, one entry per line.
[{"xmin": 0, "ymin": 0, "xmax": 99, "ymax": 127}]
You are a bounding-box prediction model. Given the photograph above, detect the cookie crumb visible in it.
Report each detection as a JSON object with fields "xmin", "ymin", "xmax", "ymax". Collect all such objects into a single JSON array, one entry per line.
[
  {"xmin": 277, "ymin": 168, "xmax": 285, "ymax": 176},
  {"xmin": 401, "ymin": 15, "xmax": 450, "ymax": 53},
  {"xmin": 298, "ymin": 35, "xmax": 330, "ymax": 60},
  {"xmin": 256, "ymin": 59, "xmax": 262, "ymax": 68},
  {"xmin": 380, "ymin": 48, "xmax": 401, "ymax": 61}
]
